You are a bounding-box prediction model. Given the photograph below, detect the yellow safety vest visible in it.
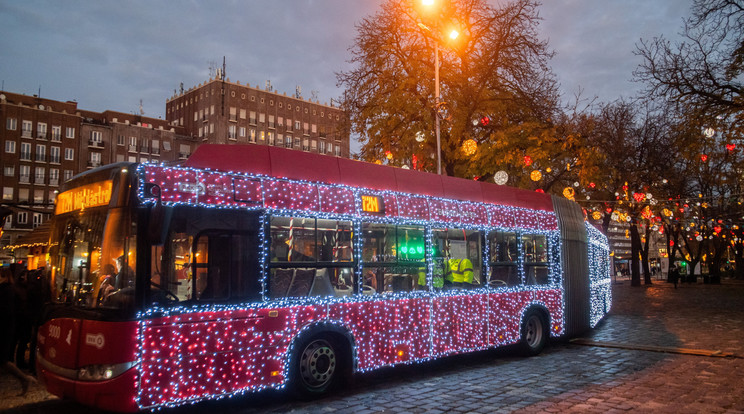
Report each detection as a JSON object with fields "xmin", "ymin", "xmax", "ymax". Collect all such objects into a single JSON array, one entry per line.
[{"xmin": 448, "ymin": 258, "xmax": 474, "ymax": 284}]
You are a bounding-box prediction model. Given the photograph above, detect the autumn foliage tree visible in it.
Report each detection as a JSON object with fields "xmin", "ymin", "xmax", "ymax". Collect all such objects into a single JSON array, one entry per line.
[{"xmin": 337, "ymin": 0, "xmax": 561, "ymax": 179}]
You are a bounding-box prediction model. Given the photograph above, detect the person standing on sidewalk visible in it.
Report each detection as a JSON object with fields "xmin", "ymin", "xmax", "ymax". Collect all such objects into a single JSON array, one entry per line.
[
  {"xmin": 670, "ymin": 265, "xmax": 680, "ymax": 289},
  {"xmin": 0, "ymin": 268, "xmax": 37, "ymax": 396}
]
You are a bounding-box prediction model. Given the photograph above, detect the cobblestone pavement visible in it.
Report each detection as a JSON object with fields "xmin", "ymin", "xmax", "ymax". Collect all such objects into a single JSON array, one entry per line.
[{"xmin": 2, "ymin": 278, "xmax": 743, "ymax": 413}]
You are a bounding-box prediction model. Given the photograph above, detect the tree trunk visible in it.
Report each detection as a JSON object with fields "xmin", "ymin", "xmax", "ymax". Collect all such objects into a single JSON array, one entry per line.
[
  {"xmin": 629, "ymin": 222, "xmax": 642, "ymax": 287},
  {"xmin": 642, "ymin": 225, "xmax": 652, "ymax": 285}
]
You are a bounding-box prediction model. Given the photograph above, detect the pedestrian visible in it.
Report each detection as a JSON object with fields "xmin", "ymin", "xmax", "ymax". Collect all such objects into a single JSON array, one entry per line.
[
  {"xmin": 0, "ymin": 268, "xmax": 37, "ymax": 396},
  {"xmin": 670, "ymin": 265, "xmax": 680, "ymax": 289},
  {"xmin": 12, "ymin": 269, "xmax": 32, "ymax": 370}
]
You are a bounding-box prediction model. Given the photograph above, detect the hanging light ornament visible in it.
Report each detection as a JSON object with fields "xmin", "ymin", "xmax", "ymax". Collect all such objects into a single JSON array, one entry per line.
[
  {"xmin": 704, "ymin": 127, "xmax": 715, "ymax": 137},
  {"xmin": 530, "ymin": 170, "xmax": 542, "ymax": 181},
  {"xmin": 494, "ymin": 170, "xmax": 508, "ymax": 185},
  {"xmin": 523, "ymin": 155, "xmax": 533, "ymax": 166},
  {"xmin": 726, "ymin": 143, "xmax": 736, "ymax": 152},
  {"xmin": 700, "ymin": 154, "xmax": 708, "ymax": 162},
  {"xmin": 592, "ymin": 211, "xmax": 602, "ymax": 220},
  {"xmin": 385, "ymin": 150, "xmax": 393, "ymax": 160},
  {"xmin": 462, "ymin": 139, "xmax": 477, "ymax": 156},
  {"xmin": 633, "ymin": 193, "xmax": 646, "ymax": 203},
  {"xmin": 563, "ymin": 187, "xmax": 575, "ymax": 200}
]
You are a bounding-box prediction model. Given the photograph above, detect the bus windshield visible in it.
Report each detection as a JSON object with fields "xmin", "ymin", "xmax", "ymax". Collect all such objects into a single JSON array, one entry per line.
[{"xmin": 49, "ymin": 205, "xmax": 136, "ymax": 311}]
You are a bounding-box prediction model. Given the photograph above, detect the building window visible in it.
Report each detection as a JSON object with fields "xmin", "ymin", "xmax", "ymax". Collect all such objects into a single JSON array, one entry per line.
[
  {"xmin": 36, "ymin": 144, "xmax": 46, "ymax": 162},
  {"xmin": 335, "ymin": 146, "xmax": 341, "ymax": 156},
  {"xmin": 328, "ymin": 142, "xmax": 334, "ymax": 154},
  {"xmin": 63, "ymin": 170, "xmax": 73, "ymax": 181},
  {"xmin": 64, "ymin": 148, "xmax": 74, "ymax": 160},
  {"xmin": 239, "ymin": 127, "xmax": 246, "ymax": 138},
  {"xmin": 302, "ymin": 139, "xmax": 309, "ymax": 151},
  {"xmin": 268, "ymin": 115, "xmax": 275, "ymax": 128},
  {"xmin": 319, "ymin": 140, "xmax": 326, "ymax": 154},
  {"xmin": 311, "ymin": 140, "xmax": 317, "ymax": 151},
  {"xmin": 129, "ymin": 136, "xmax": 137, "ymax": 152},
  {"xmin": 37, "ymin": 122, "xmax": 47, "ymax": 139},
  {"xmin": 6, "ymin": 117, "xmax": 17, "ymax": 131},
  {"xmin": 210, "ymin": 105, "xmax": 215, "ymax": 115},
  {"xmin": 66, "ymin": 127, "xmax": 75, "ymax": 139},
  {"xmin": 260, "ymin": 131, "xmax": 265, "ymax": 141},
  {"xmin": 259, "ymin": 113, "xmax": 266, "ymax": 124},
  {"xmin": 209, "ymin": 124, "xmax": 214, "ymax": 133},
  {"xmin": 152, "ymin": 139, "xmax": 160, "ymax": 155},
  {"xmin": 117, "ymin": 135, "xmax": 125, "ymax": 146},
  {"xmin": 228, "ymin": 125, "xmax": 237, "ymax": 140},
  {"xmin": 52, "ymin": 125, "xmax": 61, "ymax": 141},
  {"xmin": 163, "ymin": 141, "xmax": 171, "ymax": 152},
  {"xmin": 50, "ymin": 146, "xmax": 60, "ymax": 163},
  {"xmin": 240, "ymin": 109, "xmax": 246, "ymax": 120},
  {"xmin": 49, "ymin": 168, "xmax": 59, "ymax": 186},
  {"xmin": 285, "ymin": 135, "xmax": 292, "ymax": 148},
  {"xmin": 90, "ymin": 130, "xmax": 102, "ymax": 143},
  {"xmin": 5, "ymin": 140, "xmax": 15, "ymax": 153},
  {"xmin": 35, "ymin": 167, "xmax": 45, "ymax": 184},
  {"xmin": 294, "ymin": 137, "xmax": 300, "ymax": 148},
  {"xmin": 303, "ymin": 122, "xmax": 309, "ymax": 135},
  {"xmin": 295, "ymin": 120, "xmax": 301, "ymax": 131},
  {"xmin": 20, "ymin": 142, "xmax": 31, "ymax": 160},
  {"xmin": 33, "ymin": 212, "xmax": 43, "ymax": 228},
  {"xmin": 22, "ymin": 120, "xmax": 32, "ymax": 137},
  {"xmin": 19, "ymin": 165, "xmax": 30, "ymax": 183},
  {"xmin": 2, "ymin": 187, "xmax": 12, "ymax": 201},
  {"xmin": 312, "ymin": 124, "xmax": 317, "ymax": 134},
  {"xmin": 4, "ymin": 166, "xmax": 14, "ymax": 177},
  {"xmin": 229, "ymin": 107, "xmax": 237, "ymax": 122},
  {"xmin": 18, "ymin": 212, "xmax": 28, "ymax": 224},
  {"xmin": 268, "ymin": 131, "xmax": 274, "ymax": 145},
  {"xmin": 89, "ymin": 152, "xmax": 101, "ymax": 167},
  {"xmin": 286, "ymin": 118, "xmax": 292, "ymax": 130}
]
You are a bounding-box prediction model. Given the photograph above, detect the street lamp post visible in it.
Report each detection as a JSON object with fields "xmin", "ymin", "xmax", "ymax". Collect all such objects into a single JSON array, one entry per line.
[{"xmin": 434, "ymin": 42, "xmax": 441, "ymax": 175}]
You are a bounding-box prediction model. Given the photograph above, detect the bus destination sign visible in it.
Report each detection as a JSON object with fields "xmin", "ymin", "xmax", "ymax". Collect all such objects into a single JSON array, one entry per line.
[
  {"xmin": 361, "ymin": 194, "xmax": 385, "ymax": 214},
  {"xmin": 55, "ymin": 180, "xmax": 113, "ymax": 215}
]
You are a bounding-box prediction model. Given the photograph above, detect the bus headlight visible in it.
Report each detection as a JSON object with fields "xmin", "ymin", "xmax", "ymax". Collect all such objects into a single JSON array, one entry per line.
[{"xmin": 77, "ymin": 361, "xmax": 136, "ymax": 381}]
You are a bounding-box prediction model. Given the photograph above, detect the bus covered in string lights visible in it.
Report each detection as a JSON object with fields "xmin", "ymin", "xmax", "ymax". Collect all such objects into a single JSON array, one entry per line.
[{"xmin": 36, "ymin": 144, "xmax": 611, "ymax": 412}]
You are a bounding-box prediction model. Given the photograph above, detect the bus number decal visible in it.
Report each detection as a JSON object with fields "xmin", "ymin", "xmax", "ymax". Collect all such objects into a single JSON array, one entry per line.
[{"xmin": 361, "ymin": 195, "xmax": 384, "ymax": 214}]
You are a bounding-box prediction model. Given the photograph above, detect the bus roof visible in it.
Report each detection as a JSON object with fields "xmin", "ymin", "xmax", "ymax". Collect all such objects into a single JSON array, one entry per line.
[{"xmin": 183, "ymin": 144, "xmax": 554, "ymax": 212}]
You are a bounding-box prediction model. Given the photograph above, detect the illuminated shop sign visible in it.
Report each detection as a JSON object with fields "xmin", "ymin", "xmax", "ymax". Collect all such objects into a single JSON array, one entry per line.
[
  {"xmin": 361, "ymin": 194, "xmax": 385, "ymax": 214},
  {"xmin": 55, "ymin": 180, "xmax": 113, "ymax": 215}
]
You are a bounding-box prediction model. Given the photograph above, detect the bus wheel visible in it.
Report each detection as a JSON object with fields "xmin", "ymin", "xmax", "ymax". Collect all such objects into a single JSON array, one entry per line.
[
  {"xmin": 520, "ymin": 310, "xmax": 548, "ymax": 356},
  {"xmin": 293, "ymin": 337, "xmax": 339, "ymax": 397}
]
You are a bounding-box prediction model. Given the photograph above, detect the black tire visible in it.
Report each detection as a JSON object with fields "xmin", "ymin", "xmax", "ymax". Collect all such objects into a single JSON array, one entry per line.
[
  {"xmin": 519, "ymin": 310, "xmax": 548, "ymax": 356},
  {"xmin": 292, "ymin": 336, "xmax": 342, "ymax": 397}
]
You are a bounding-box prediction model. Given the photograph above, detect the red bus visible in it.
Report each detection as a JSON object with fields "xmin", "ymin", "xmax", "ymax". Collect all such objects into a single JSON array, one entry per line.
[{"xmin": 36, "ymin": 144, "xmax": 611, "ymax": 411}]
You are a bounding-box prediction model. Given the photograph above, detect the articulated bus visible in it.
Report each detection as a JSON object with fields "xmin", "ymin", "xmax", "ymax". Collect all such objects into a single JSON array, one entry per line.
[{"xmin": 37, "ymin": 144, "xmax": 611, "ymax": 411}]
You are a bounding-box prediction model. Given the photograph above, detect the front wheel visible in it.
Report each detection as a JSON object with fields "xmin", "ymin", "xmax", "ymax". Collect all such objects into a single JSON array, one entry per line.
[
  {"xmin": 292, "ymin": 337, "xmax": 339, "ymax": 397},
  {"xmin": 519, "ymin": 310, "xmax": 548, "ymax": 356}
]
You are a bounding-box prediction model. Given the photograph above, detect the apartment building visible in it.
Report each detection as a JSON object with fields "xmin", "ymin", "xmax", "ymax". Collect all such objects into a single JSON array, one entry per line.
[
  {"xmin": 166, "ymin": 77, "xmax": 349, "ymax": 157},
  {"xmin": 0, "ymin": 91, "xmax": 196, "ymax": 263}
]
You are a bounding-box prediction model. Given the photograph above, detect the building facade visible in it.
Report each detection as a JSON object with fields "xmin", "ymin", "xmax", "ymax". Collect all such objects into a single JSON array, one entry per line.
[
  {"xmin": 166, "ymin": 78, "xmax": 349, "ymax": 157},
  {"xmin": 0, "ymin": 91, "xmax": 196, "ymax": 264}
]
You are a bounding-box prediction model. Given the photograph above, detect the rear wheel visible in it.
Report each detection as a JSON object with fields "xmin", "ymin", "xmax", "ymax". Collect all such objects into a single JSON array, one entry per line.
[
  {"xmin": 293, "ymin": 337, "xmax": 340, "ymax": 397},
  {"xmin": 520, "ymin": 310, "xmax": 548, "ymax": 356}
]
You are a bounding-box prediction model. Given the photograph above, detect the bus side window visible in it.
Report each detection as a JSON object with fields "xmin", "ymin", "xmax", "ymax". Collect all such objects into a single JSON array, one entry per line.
[
  {"xmin": 488, "ymin": 231, "xmax": 519, "ymax": 287},
  {"xmin": 194, "ymin": 232, "xmax": 261, "ymax": 302}
]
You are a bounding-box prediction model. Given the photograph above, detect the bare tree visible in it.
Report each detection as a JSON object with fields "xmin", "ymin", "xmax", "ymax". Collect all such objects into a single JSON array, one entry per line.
[{"xmin": 634, "ymin": 0, "xmax": 744, "ymax": 131}]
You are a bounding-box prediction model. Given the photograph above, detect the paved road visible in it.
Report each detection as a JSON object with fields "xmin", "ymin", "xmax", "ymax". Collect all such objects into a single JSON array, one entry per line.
[{"xmin": 2, "ymin": 279, "xmax": 743, "ymax": 413}]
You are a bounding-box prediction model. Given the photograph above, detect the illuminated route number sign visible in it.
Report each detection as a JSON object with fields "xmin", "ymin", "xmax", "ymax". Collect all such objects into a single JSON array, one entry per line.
[{"xmin": 361, "ymin": 195, "xmax": 385, "ymax": 214}]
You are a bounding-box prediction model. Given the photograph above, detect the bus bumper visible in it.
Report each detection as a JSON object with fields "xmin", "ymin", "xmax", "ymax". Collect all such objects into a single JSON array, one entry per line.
[{"xmin": 37, "ymin": 360, "xmax": 139, "ymax": 413}]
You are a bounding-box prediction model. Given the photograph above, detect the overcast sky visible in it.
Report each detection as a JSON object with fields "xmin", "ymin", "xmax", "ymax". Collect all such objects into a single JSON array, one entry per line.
[{"xmin": 1, "ymin": 0, "xmax": 693, "ymax": 150}]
